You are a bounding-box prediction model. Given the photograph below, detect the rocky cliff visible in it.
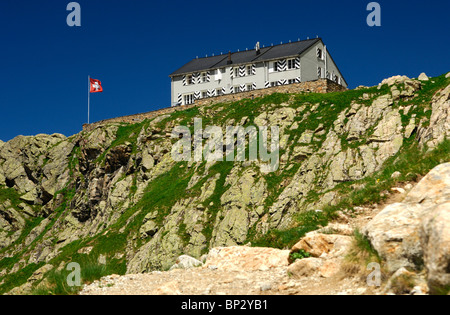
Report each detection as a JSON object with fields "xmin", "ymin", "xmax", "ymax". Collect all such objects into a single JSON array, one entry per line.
[{"xmin": 0, "ymin": 72, "xmax": 449, "ymax": 294}]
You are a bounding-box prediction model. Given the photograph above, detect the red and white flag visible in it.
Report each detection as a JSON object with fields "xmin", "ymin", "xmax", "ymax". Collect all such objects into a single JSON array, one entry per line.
[{"xmin": 90, "ymin": 78, "xmax": 103, "ymax": 93}]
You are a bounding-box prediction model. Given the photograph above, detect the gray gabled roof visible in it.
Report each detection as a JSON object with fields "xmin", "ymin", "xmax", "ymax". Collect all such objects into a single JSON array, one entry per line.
[{"xmin": 169, "ymin": 38, "xmax": 321, "ymax": 77}]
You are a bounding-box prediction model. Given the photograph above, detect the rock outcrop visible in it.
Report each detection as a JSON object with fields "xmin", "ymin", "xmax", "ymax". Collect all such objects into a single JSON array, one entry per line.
[
  {"xmin": 0, "ymin": 72, "xmax": 449, "ymax": 294},
  {"xmin": 364, "ymin": 163, "xmax": 450, "ymax": 293}
]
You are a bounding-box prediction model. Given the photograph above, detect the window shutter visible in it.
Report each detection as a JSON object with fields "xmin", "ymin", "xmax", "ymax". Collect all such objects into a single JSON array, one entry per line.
[
  {"xmin": 206, "ymin": 71, "xmax": 211, "ymax": 82},
  {"xmin": 252, "ymin": 64, "xmax": 256, "ymax": 75},
  {"xmin": 317, "ymin": 48, "xmax": 322, "ymax": 59},
  {"xmin": 295, "ymin": 57, "xmax": 300, "ymax": 69},
  {"xmin": 278, "ymin": 59, "xmax": 286, "ymax": 72},
  {"xmin": 182, "ymin": 75, "xmax": 187, "ymax": 86},
  {"xmin": 239, "ymin": 65, "xmax": 246, "ymax": 77}
]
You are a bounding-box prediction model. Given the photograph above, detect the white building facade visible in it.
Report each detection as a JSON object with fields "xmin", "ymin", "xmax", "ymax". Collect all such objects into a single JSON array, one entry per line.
[{"xmin": 169, "ymin": 38, "xmax": 347, "ymax": 106}]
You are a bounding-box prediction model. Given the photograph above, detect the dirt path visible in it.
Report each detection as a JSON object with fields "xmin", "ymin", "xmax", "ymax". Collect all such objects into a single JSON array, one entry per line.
[
  {"xmin": 80, "ymin": 265, "xmax": 378, "ymax": 296},
  {"xmin": 81, "ymin": 183, "xmax": 413, "ymax": 296}
]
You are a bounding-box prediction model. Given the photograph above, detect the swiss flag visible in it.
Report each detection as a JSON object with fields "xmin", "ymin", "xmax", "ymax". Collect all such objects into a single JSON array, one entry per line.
[{"xmin": 90, "ymin": 78, "xmax": 103, "ymax": 93}]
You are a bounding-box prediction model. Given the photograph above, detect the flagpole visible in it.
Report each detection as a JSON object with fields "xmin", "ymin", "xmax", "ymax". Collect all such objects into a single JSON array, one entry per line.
[{"xmin": 88, "ymin": 75, "xmax": 90, "ymax": 124}]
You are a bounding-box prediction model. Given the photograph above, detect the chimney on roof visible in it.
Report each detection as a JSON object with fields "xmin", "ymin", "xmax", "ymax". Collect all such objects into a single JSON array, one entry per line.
[
  {"xmin": 255, "ymin": 42, "xmax": 261, "ymax": 55},
  {"xmin": 227, "ymin": 51, "xmax": 232, "ymax": 64}
]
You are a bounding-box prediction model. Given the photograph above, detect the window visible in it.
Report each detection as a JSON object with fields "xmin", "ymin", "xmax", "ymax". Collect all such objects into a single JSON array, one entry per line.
[
  {"xmin": 274, "ymin": 62, "xmax": 278, "ymax": 72},
  {"xmin": 183, "ymin": 94, "xmax": 194, "ymax": 105},
  {"xmin": 234, "ymin": 68, "xmax": 239, "ymax": 78},
  {"xmin": 326, "ymin": 71, "xmax": 330, "ymax": 79},
  {"xmin": 216, "ymin": 88, "xmax": 223, "ymax": 96},
  {"xmin": 270, "ymin": 82, "xmax": 277, "ymax": 87},
  {"xmin": 186, "ymin": 75, "xmax": 193, "ymax": 85},
  {"xmin": 234, "ymin": 86, "xmax": 240, "ymax": 93},
  {"xmin": 317, "ymin": 48, "xmax": 323, "ymax": 60},
  {"xmin": 202, "ymin": 91, "xmax": 208, "ymax": 98},
  {"xmin": 288, "ymin": 79, "xmax": 296, "ymax": 84},
  {"xmin": 247, "ymin": 65, "xmax": 253, "ymax": 76},
  {"xmin": 246, "ymin": 84, "xmax": 253, "ymax": 91},
  {"xmin": 201, "ymin": 72, "xmax": 207, "ymax": 83},
  {"xmin": 287, "ymin": 59, "xmax": 296, "ymax": 70}
]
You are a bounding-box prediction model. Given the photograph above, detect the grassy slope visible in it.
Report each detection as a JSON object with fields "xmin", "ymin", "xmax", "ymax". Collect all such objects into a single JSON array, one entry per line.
[{"xmin": 0, "ymin": 74, "xmax": 448, "ymax": 294}]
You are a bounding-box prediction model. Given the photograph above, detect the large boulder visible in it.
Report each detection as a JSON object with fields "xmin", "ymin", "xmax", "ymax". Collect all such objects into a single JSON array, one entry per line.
[
  {"xmin": 420, "ymin": 202, "xmax": 450, "ymax": 294},
  {"xmin": 169, "ymin": 255, "xmax": 203, "ymax": 270},
  {"xmin": 288, "ymin": 231, "xmax": 353, "ymax": 279},
  {"xmin": 364, "ymin": 163, "xmax": 450, "ymax": 286},
  {"xmin": 204, "ymin": 246, "xmax": 290, "ymax": 272},
  {"xmin": 290, "ymin": 232, "xmax": 352, "ymax": 259},
  {"xmin": 363, "ymin": 202, "xmax": 424, "ymax": 272},
  {"xmin": 418, "ymin": 73, "xmax": 429, "ymax": 81},
  {"xmin": 417, "ymin": 83, "xmax": 450, "ymax": 149}
]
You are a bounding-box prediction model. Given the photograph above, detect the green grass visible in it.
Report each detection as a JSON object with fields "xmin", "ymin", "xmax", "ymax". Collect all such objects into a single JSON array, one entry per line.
[
  {"xmin": 199, "ymin": 161, "xmax": 235, "ymax": 247},
  {"xmin": 94, "ymin": 120, "xmax": 149, "ymax": 165},
  {"xmin": 0, "ymin": 73, "xmax": 448, "ymax": 294},
  {"xmin": 0, "ymin": 262, "xmax": 45, "ymax": 295},
  {"xmin": 31, "ymin": 258, "xmax": 118, "ymax": 295},
  {"xmin": 289, "ymin": 249, "xmax": 312, "ymax": 262},
  {"xmin": 353, "ymin": 229, "xmax": 381, "ymax": 262},
  {"xmin": 433, "ymin": 285, "xmax": 450, "ymax": 296},
  {"xmin": 251, "ymin": 138, "xmax": 450, "ymax": 249}
]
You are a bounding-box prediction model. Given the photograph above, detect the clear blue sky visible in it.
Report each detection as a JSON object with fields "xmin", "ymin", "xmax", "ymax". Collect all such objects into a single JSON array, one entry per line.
[{"xmin": 0, "ymin": 0, "xmax": 449, "ymax": 141}]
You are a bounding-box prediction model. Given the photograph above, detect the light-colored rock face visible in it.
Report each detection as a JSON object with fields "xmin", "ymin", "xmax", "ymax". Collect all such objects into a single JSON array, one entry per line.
[
  {"xmin": 288, "ymin": 230, "xmax": 353, "ymax": 280},
  {"xmin": 417, "ymin": 84, "xmax": 450, "ymax": 149},
  {"xmin": 364, "ymin": 202, "xmax": 424, "ymax": 272},
  {"xmin": 420, "ymin": 202, "xmax": 450, "ymax": 294},
  {"xmin": 418, "ymin": 73, "xmax": 429, "ymax": 81},
  {"xmin": 169, "ymin": 255, "xmax": 203, "ymax": 271},
  {"xmin": 291, "ymin": 233, "xmax": 352, "ymax": 259},
  {"xmin": 0, "ymin": 74, "xmax": 449, "ymax": 294},
  {"xmin": 364, "ymin": 163, "xmax": 450, "ymax": 291},
  {"xmin": 204, "ymin": 246, "xmax": 290, "ymax": 272}
]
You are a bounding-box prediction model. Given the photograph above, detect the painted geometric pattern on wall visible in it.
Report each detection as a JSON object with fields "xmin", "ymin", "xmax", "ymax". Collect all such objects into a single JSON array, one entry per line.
[
  {"xmin": 277, "ymin": 59, "xmax": 287, "ymax": 72},
  {"xmin": 207, "ymin": 89, "xmax": 216, "ymax": 97},
  {"xmin": 278, "ymin": 79, "xmax": 287, "ymax": 86},
  {"xmin": 194, "ymin": 73, "xmax": 200, "ymax": 84},
  {"xmin": 239, "ymin": 66, "xmax": 246, "ymax": 77}
]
